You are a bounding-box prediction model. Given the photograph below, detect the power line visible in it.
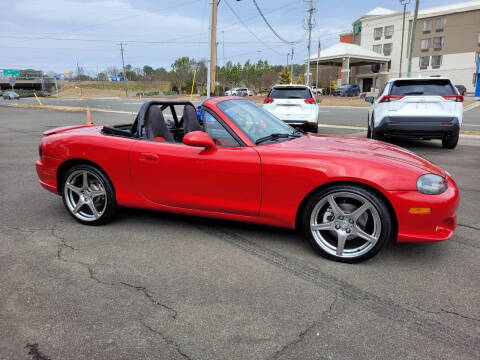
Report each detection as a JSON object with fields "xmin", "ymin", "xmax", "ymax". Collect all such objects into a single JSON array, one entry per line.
[
  {"xmin": 251, "ymin": 0, "xmax": 302, "ymax": 45},
  {"xmin": 223, "ymin": 0, "xmax": 283, "ymax": 55}
]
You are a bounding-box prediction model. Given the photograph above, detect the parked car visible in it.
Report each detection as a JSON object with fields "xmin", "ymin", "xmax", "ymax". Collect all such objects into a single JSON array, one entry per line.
[
  {"xmin": 311, "ymin": 86, "xmax": 323, "ymax": 95},
  {"xmin": 225, "ymin": 88, "xmax": 252, "ymax": 96},
  {"xmin": 365, "ymin": 77, "xmax": 462, "ymax": 149},
  {"xmin": 455, "ymin": 85, "xmax": 466, "ymax": 96},
  {"xmin": 39, "ymin": 90, "xmax": 50, "ymax": 97},
  {"xmin": 2, "ymin": 91, "xmax": 20, "ymax": 100},
  {"xmin": 263, "ymin": 84, "xmax": 319, "ymax": 133},
  {"xmin": 333, "ymin": 84, "xmax": 360, "ymax": 97},
  {"xmin": 36, "ymin": 98, "xmax": 459, "ymax": 263}
]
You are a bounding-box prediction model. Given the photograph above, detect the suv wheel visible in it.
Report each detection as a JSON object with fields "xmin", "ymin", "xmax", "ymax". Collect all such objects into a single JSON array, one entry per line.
[{"xmin": 442, "ymin": 131, "xmax": 459, "ymax": 149}]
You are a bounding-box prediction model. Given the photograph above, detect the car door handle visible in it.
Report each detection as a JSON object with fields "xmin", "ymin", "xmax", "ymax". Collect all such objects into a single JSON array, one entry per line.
[{"xmin": 140, "ymin": 153, "xmax": 159, "ymax": 161}]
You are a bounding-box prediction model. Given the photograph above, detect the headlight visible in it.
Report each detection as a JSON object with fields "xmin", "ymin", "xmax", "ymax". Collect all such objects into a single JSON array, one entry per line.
[{"xmin": 417, "ymin": 174, "xmax": 448, "ymax": 195}]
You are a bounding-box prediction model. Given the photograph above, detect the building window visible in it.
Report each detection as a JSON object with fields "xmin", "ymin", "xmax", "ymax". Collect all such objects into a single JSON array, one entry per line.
[
  {"xmin": 433, "ymin": 37, "xmax": 444, "ymax": 50},
  {"xmin": 421, "ymin": 39, "xmax": 431, "ymax": 51},
  {"xmin": 374, "ymin": 27, "xmax": 383, "ymax": 40},
  {"xmin": 373, "ymin": 44, "xmax": 382, "ymax": 54},
  {"xmin": 423, "ymin": 20, "xmax": 432, "ymax": 33},
  {"xmin": 419, "ymin": 56, "xmax": 430, "ymax": 69},
  {"xmin": 384, "ymin": 25, "xmax": 394, "ymax": 38},
  {"xmin": 383, "ymin": 43, "xmax": 392, "ymax": 56},
  {"xmin": 435, "ymin": 17, "xmax": 446, "ymax": 32},
  {"xmin": 431, "ymin": 55, "xmax": 442, "ymax": 68}
]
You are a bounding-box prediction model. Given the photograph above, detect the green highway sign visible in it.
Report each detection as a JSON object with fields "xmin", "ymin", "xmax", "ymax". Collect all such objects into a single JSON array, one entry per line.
[{"xmin": 3, "ymin": 69, "xmax": 20, "ymax": 77}]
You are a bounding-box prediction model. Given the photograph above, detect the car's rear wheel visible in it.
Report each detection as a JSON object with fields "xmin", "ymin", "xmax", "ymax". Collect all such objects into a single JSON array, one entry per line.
[
  {"xmin": 302, "ymin": 184, "xmax": 392, "ymax": 263},
  {"xmin": 442, "ymin": 131, "xmax": 459, "ymax": 149},
  {"xmin": 62, "ymin": 164, "xmax": 117, "ymax": 225}
]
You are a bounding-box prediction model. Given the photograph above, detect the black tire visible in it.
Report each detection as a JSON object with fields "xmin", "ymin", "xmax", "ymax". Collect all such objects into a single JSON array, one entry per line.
[
  {"xmin": 301, "ymin": 184, "xmax": 392, "ymax": 263},
  {"xmin": 367, "ymin": 115, "xmax": 372, "ymax": 138},
  {"xmin": 61, "ymin": 164, "xmax": 117, "ymax": 225},
  {"xmin": 307, "ymin": 123, "xmax": 318, "ymax": 134},
  {"xmin": 442, "ymin": 131, "xmax": 459, "ymax": 149}
]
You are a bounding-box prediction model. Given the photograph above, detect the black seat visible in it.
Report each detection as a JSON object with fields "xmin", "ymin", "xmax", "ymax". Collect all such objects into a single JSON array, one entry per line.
[
  {"xmin": 145, "ymin": 105, "xmax": 174, "ymax": 142},
  {"xmin": 182, "ymin": 104, "xmax": 202, "ymax": 134}
]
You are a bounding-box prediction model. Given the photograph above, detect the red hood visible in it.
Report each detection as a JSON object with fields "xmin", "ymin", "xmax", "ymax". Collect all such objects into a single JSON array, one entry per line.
[{"xmin": 262, "ymin": 134, "xmax": 445, "ymax": 176}]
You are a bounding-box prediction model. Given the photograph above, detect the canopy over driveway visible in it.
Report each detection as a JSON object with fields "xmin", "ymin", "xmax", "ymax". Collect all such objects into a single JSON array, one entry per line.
[{"xmin": 308, "ymin": 42, "xmax": 390, "ymax": 89}]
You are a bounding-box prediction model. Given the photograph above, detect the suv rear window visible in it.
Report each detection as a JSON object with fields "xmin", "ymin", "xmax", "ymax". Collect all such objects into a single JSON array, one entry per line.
[
  {"xmin": 269, "ymin": 87, "xmax": 311, "ymax": 99},
  {"xmin": 390, "ymin": 79, "xmax": 455, "ymax": 96}
]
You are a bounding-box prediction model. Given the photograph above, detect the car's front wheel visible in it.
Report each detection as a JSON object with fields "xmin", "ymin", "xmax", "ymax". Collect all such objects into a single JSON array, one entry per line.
[
  {"xmin": 62, "ymin": 164, "xmax": 117, "ymax": 225},
  {"xmin": 302, "ymin": 184, "xmax": 392, "ymax": 263}
]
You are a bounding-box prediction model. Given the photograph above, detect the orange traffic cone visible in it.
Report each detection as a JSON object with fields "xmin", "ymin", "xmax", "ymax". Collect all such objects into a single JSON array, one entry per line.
[{"xmin": 86, "ymin": 106, "xmax": 93, "ymax": 125}]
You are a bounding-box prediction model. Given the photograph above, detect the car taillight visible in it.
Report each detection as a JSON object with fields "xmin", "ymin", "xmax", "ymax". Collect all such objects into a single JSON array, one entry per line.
[
  {"xmin": 304, "ymin": 97, "xmax": 316, "ymax": 104},
  {"xmin": 264, "ymin": 97, "xmax": 274, "ymax": 104},
  {"xmin": 379, "ymin": 95, "xmax": 404, "ymax": 103},
  {"xmin": 442, "ymin": 94, "xmax": 463, "ymax": 102}
]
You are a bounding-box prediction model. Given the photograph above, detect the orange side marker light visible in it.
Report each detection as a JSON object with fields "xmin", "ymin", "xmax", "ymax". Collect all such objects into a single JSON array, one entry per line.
[{"xmin": 409, "ymin": 207, "xmax": 431, "ymax": 214}]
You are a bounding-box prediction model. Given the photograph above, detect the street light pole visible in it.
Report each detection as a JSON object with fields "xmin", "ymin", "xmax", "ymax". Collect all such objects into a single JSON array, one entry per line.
[
  {"xmin": 303, "ymin": 0, "xmax": 317, "ymax": 87},
  {"xmin": 399, "ymin": 0, "xmax": 411, "ymax": 78},
  {"xmin": 407, "ymin": 0, "xmax": 420, "ymax": 77}
]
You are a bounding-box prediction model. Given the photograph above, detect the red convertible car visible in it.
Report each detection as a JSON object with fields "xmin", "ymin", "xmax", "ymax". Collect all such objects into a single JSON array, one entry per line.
[{"xmin": 36, "ymin": 97, "xmax": 459, "ymax": 262}]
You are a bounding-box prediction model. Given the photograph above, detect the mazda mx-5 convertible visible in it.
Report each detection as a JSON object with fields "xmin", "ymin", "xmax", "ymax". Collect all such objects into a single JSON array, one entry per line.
[{"xmin": 36, "ymin": 97, "xmax": 459, "ymax": 262}]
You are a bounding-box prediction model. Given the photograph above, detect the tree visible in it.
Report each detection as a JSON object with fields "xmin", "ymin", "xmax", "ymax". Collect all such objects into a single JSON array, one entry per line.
[
  {"xmin": 170, "ymin": 56, "xmax": 194, "ymax": 94},
  {"xmin": 143, "ymin": 65, "xmax": 154, "ymax": 79},
  {"xmin": 279, "ymin": 66, "xmax": 291, "ymax": 84},
  {"xmin": 194, "ymin": 60, "xmax": 208, "ymax": 95},
  {"xmin": 153, "ymin": 67, "xmax": 168, "ymax": 81},
  {"xmin": 294, "ymin": 73, "xmax": 305, "ymax": 85},
  {"xmin": 106, "ymin": 66, "xmax": 120, "ymax": 77}
]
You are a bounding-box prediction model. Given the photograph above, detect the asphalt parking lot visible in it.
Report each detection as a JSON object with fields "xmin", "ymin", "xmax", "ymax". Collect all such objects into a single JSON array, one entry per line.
[{"xmin": 1, "ymin": 104, "xmax": 479, "ymax": 359}]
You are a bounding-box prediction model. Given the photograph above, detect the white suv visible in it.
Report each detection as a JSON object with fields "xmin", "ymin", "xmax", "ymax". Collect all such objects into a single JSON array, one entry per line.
[
  {"xmin": 263, "ymin": 84, "xmax": 319, "ymax": 133},
  {"xmin": 366, "ymin": 77, "xmax": 462, "ymax": 149}
]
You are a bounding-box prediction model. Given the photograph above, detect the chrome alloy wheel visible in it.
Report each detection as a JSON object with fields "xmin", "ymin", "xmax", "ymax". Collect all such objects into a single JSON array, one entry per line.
[
  {"xmin": 309, "ymin": 192, "xmax": 381, "ymax": 259},
  {"xmin": 64, "ymin": 169, "xmax": 107, "ymax": 222}
]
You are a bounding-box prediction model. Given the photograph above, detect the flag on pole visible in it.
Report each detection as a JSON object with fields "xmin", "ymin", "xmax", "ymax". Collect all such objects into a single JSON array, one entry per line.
[
  {"xmin": 317, "ymin": 40, "xmax": 321, "ymax": 58},
  {"xmin": 291, "ymin": 47, "xmax": 294, "ymax": 61}
]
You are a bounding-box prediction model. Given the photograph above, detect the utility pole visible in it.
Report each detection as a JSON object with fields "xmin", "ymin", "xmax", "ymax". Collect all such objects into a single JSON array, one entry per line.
[
  {"xmin": 208, "ymin": 0, "xmax": 218, "ymax": 96},
  {"xmin": 407, "ymin": 0, "xmax": 419, "ymax": 77},
  {"xmin": 119, "ymin": 42, "xmax": 129, "ymax": 97},
  {"xmin": 303, "ymin": 0, "xmax": 317, "ymax": 87},
  {"xmin": 399, "ymin": 0, "xmax": 411, "ymax": 78},
  {"xmin": 76, "ymin": 62, "xmax": 83, "ymax": 97}
]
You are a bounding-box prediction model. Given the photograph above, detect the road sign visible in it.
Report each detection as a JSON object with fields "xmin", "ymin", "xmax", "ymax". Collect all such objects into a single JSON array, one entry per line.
[
  {"xmin": 9, "ymin": 77, "xmax": 15, "ymax": 88},
  {"xmin": 3, "ymin": 69, "xmax": 20, "ymax": 77}
]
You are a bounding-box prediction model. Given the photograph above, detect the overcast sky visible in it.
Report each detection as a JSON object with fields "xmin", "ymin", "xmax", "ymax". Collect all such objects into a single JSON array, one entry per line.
[{"xmin": 0, "ymin": 0, "xmax": 464, "ymax": 75}]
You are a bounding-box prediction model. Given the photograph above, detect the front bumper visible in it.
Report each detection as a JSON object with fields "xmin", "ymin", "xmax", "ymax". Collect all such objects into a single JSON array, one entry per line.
[
  {"xmin": 388, "ymin": 175, "xmax": 459, "ymax": 242},
  {"xmin": 36, "ymin": 156, "xmax": 62, "ymax": 195},
  {"xmin": 375, "ymin": 116, "xmax": 460, "ymax": 139}
]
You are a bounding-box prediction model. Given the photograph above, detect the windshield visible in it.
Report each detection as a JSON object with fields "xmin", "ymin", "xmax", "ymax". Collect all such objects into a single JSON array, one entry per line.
[
  {"xmin": 268, "ymin": 87, "xmax": 311, "ymax": 99},
  {"xmin": 217, "ymin": 99, "xmax": 298, "ymax": 144}
]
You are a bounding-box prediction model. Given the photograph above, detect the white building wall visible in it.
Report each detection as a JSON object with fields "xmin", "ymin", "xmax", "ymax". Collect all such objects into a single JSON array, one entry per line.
[
  {"xmin": 411, "ymin": 52, "xmax": 478, "ymax": 91},
  {"xmin": 359, "ymin": 13, "xmax": 412, "ymax": 77}
]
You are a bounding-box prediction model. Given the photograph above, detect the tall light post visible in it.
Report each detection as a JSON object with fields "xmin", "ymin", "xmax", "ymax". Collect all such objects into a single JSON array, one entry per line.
[
  {"xmin": 407, "ymin": 0, "xmax": 420, "ymax": 77},
  {"xmin": 399, "ymin": 0, "xmax": 411, "ymax": 78}
]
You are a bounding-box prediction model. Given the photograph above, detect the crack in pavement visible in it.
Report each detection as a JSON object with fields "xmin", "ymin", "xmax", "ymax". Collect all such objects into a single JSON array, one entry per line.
[
  {"xmin": 51, "ymin": 229, "xmax": 179, "ymax": 321},
  {"xmin": 269, "ymin": 294, "xmax": 338, "ymax": 359},
  {"xmin": 140, "ymin": 321, "xmax": 194, "ymax": 360},
  {"xmin": 196, "ymin": 224, "xmax": 480, "ymax": 358},
  {"xmin": 458, "ymin": 223, "xmax": 480, "ymax": 231},
  {"xmin": 25, "ymin": 343, "xmax": 50, "ymax": 360},
  {"xmin": 415, "ymin": 306, "xmax": 480, "ymax": 323}
]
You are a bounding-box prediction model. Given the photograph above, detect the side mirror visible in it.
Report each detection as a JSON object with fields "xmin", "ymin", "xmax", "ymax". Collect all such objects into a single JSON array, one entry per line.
[
  {"xmin": 183, "ymin": 131, "xmax": 216, "ymax": 150},
  {"xmin": 365, "ymin": 96, "xmax": 375, "ymax": 104}
]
